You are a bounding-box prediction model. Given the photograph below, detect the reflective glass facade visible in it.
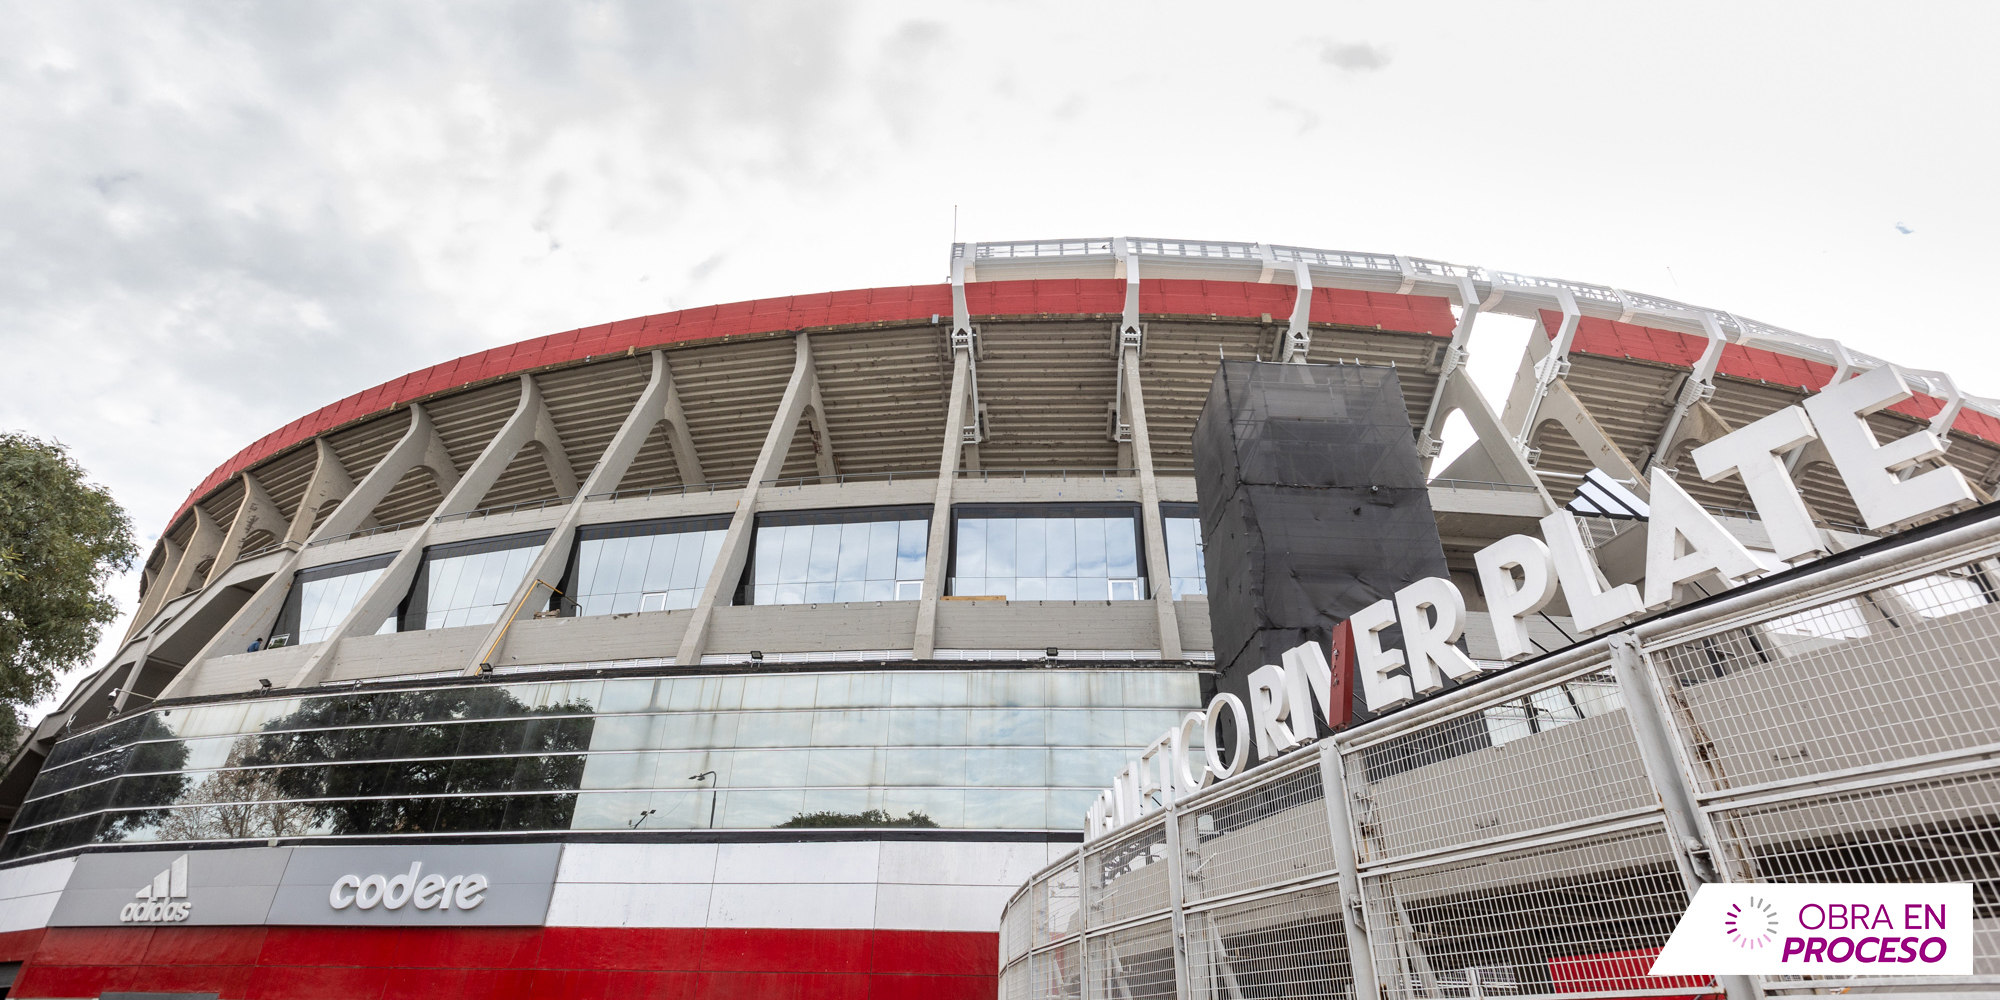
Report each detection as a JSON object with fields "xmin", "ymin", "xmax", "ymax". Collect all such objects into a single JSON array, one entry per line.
[
  {"xmin": 950, "ymin": 505, "xmax": 1145, "ymax": 601},
  {"xmin": 401, "ymin": 531, "xmax": 548, "ymax": 631},
  {"xmin": 1162, "ymin": 503, "xmax": 1206, "ymax": 599},
  {"xmin": 268, "ymin": 554, "xmax": 394, "ymax": 647},
  {"xmin": 569, "ymin": 516, "xmax": 727, "ymax": 616},
  {"xmin": 748, "ymin": 507, "xmax": 928, "ymax": 605},
  {"xmin": 2, "ymin": 669, "xmax": 1203, "ymax": 861}
]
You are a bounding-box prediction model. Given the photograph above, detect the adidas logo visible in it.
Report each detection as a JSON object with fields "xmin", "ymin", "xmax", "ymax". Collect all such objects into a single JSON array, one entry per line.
[{"xmin": 119, "ymin": 853, "xmax": 192, "ymax": 923}]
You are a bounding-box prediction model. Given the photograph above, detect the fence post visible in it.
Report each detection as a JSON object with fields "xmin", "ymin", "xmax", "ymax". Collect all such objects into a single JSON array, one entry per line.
[
  {"xmin": 1607, "ymin": 631, "xmax": 1763, "ymax": 1000},
  {"xmin": 1318, "ymin": 742, "xmax": 1381, "ymax": 1000},
  {"xmin": 1159, "ymin": 779, "xmax": 1193, "ymax": 1000}
]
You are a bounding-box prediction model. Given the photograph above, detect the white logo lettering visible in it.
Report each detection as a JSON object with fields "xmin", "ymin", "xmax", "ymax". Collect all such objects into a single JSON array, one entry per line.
[
  {"xmin": 327, "ymin": 863, "xmax": 488, "ymax": 913},
  {"xmin": 119, "ymin": 854, "xmax": 192, "ymax": 923}
]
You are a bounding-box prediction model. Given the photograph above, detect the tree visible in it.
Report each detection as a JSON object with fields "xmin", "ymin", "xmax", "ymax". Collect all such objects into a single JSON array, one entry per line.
[{"xmin": 0, "ymin": 433, "xmax": 138, "ymax": 717}]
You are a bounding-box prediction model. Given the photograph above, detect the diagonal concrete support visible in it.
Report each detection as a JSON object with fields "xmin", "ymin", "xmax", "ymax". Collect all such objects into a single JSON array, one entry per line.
[
  {"xmin": 1430, "ymin": 366, "xmax": 1559, "ymax": 513},
  {"xmin": 1122, "ymin": 344, "xmax": 1183, "ymax": 658},
  {"xmin": 661, "ymin": 359, "xmax": 706, "ymax": 487},
  {"xmin": 311, "ymin": 404, "xmax": 458, "ymax": 542},
  {"xmin": 285, "ymin": 377, "xmax": 563, "ymax": 688},
  {"xmin": 154, "ymin": 507, "xmax": 225, "ymax": 607},
  {"xmin": 470, "ymin": 352, "xmax": 688, "ymax": 672},
  {"xmin": 913, "ymin": 285, "xmax": 980, "ymax": 659},
  {"xmin": 1535, "ymin": 377, "xmax": 1650, "ymax": 501},
  {"xmin": 286, "ymin": 440, "xmax": 358, "ymax": 546},
  {"xmin": 674, "ymin": 335, "xmax": 822, "ymax": 665},
  {"xmin": 210, "ymin": 473, "xmax": 289, "ymax": 571}
]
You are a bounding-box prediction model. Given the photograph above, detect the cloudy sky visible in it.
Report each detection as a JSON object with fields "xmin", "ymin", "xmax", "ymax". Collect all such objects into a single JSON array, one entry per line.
[{"xmin": 7, "ymin": 1, "xmax": 1998, "ymax": 713}]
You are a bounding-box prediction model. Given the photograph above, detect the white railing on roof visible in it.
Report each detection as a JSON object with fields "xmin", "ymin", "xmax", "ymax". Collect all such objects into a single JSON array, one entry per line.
[{"xmin": 950, "ymin": 238, "xmax": 2000, "ymax": 427}]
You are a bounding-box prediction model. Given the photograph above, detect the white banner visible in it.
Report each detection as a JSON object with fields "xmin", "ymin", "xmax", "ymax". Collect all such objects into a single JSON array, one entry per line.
[{"xmin": 1651, "ymin": 883, "xmax": 1972, "ymax": 976}]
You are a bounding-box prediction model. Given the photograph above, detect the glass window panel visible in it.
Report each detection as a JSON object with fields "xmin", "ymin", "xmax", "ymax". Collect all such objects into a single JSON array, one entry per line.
[
  {"xmin": 837, "ymin": 523, "xmax": 870, "ymax": 583},
  {"xmin": 866, "ymin": 522, "xmax": 897, "ymax": 582},
  {"xmin": 777, "ymin": 525, "xmax": 812, "ymax": 585},
  {"xmin": 880, "ymin": 788, "xmax": 960, "ymax": 828},
  {"xmin": 832, "ymin": 581, "xmax": 862, "ymax": 603},
  {"xmin": 731, "ymin": 712, "xmax": 814, "ymax": 748},
  {"xmin": 1075, "ymin": 518, "xmax": 1106, "ymax": 578},
  {"xmin": 1051, "ymin": 748, "xmax": 1130, "ymax": 785},
  {"xmin": 635, "ymin": 534, "xmax": 677, "ymax": 594},
  {"xmin": 1105, "ymin": 518, "xmax": 1139, "ymax": 577},
  {"xmin": 727, "ymin": 750, "xmax": 811, "ymax": 788},
  {"xmin": 1047, "ymin": 577, "xmax": 1076, "ymax": 601},
  {"xmin": 806, "ymin": 749, "xmax": 878, "ymax": 786},
  {"xmin": 884, "ymin": 747, "xmax": 965, "ymax": 785},
  {"xmin": 806, "ymin": 525, "xmax": 841, "ymax": 584},
  {"xmin": 719, "ymin": 789, "xmax": 804, "ymax": 828},
  {"xmin": 964, "ymin": 789, "xmax": 1047, "ymax": 829},
  {"xmin": 799, "ymin": 788, "xmax": 875, "ymax": 818},
  {"xmin": 1015, "ymin": 518, "xmax": 1046, "ymax": 578},
  {"xmin": 575, "ymin": 540, "xmax": 604, "ymax": 600},
  {"xmin": 969, "ymin": 748, "xmax": 1048, "ymax": 786},
  {"xmin": 985, "ymin": 519, "xmax": 1016, "ymax": 578},
  {"xmin": 957, "ymin": 519, "xmax": 986, "ymax": 579},
  {"xmin": 612, "ymin": 537, "xmax": 649, "ymax": 598},
  {"xmin": 965, "ymin": 708, "xmax": 1045, "ymax": 745},
  {"xmin": 1017, "ymin": 577, "xmax": 1047, "ymax": 600},
  {"xmin": 895, "ymin": 520, "xmax": 927, "ymax": 581},
  {"xmin": 752, "ymin": 527, "xmax": 782, "ymax": 588},
  {"xmin": 1045, "ymin": 518, "xmax": 1076, "ymax": 579},
  {"xmin": 580, "ymin": 752, "xmax": 661, "ymax": 790},
  {"xmin": 863, "ymin": 580, "xmax": 893, "ymax": 602}
]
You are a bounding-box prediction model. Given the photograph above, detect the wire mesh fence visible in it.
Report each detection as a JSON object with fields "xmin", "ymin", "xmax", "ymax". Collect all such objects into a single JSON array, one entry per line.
[{"xmin": 1001, "ymin": 529, "xmax": 2000, "ymax": 999}]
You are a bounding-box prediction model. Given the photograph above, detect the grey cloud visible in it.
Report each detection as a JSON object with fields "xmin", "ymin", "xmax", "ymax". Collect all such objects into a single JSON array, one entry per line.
[{"xmin": 1319, "ymin": 40, "xmax": 1390, "ymax": 72}]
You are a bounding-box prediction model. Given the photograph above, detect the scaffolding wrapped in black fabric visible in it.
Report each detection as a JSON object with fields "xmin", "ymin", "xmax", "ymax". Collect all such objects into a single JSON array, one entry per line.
[{"xmin": 1193, "ymin": 361, "xmax": 1451, "ymax": 734}]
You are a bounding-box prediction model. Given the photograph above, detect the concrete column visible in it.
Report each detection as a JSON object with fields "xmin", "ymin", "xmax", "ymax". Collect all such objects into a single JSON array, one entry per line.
[
  {"xmin": 674, "ymin": 335, "xmax": 821, "ymax": 665},
  {"xmin": 285, "ymin": 440, "xmax": 358, "ymax": 546},
  {"xmin": 153, "ymin": 507, "xmax": 225, "ymax": 608},
  {"xmin": 661, "ymin": 359, "xmax": 706, "ymax": 487},
  {"xmin": 284, "ymin": 377, "xmax": 565, "ymax": 688},
  {"xmin": 310, "ymin": 404, "xmax": 458, "ymax": 543},
  {"xmin": 210, "ymin": 472, "xmax": 288, "ymax": 571},
  {"xmin": 468, "ymin": 352, "xmax": 678, "ymax": 672},
  {"xmin": 124, "ymin": 537, "xmax": 184, "ymax": 643},
  {"xmin": 1121, "ymin": 345, "xmax": 1182, "ymax": 659},
  {"xmin": 912, "ymin": 349, "xmax": 972, "ymax": 659}
]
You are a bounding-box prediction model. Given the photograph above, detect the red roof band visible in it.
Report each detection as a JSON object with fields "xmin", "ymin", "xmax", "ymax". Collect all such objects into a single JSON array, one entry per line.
[
  {"xmin": 166, "ymin": 279, "xmax": 1456, "ymax": 531},
  {"xmin": 1541, "ymin": 310, "xmax": 2000, "ymax": 446}
]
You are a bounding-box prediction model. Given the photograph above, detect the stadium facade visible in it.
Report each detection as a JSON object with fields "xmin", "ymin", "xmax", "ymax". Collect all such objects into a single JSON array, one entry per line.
[{"xmin": 1, "ymin": 238, "xmax": 1996, "ymax": 999}]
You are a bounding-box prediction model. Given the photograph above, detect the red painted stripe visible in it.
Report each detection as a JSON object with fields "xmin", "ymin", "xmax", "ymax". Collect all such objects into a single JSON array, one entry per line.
[
  {"xmin": 167, "ymin": 280, "xmax": 1454, "ymax": 532},
  {"xmin": 1539, "ymin": 311, "xmax": 2000, "ymax": 447},
  {"xmin": 11, "ymin": 925, "xmax": 997, "ymax": 1000}
]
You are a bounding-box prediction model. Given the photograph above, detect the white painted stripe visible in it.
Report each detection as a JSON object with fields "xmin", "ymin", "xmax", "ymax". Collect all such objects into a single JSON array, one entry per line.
[
  {"xmin": 0, "ymin": 857, "xmax": 75, "ymax": 933},
  {"xmin": 546, "ymin": 840, "xmax": 1039, "ymax": 930}
]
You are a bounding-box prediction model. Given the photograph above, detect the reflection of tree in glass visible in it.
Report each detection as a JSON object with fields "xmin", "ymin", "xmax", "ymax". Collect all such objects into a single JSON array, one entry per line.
[
  {"xmin": 245, "ymin": 685, "xmax": 593, "ymax": 836},
  {"xmin": 98, "ymin": 713, "xmax": 189, "ymax": 841},
  {"xmin": 157, "ymin": 736, "xmax": 314, "ymax": 841},
  {"xmin": 778, "ymin": 808, "xmax": 938, "ymax": 829}
]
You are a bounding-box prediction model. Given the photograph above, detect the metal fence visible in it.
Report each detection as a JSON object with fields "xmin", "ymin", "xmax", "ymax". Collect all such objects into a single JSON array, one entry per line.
[{"xmin": 1000, "ymin": 511, "xmax": 2000, "ymax": 1000}]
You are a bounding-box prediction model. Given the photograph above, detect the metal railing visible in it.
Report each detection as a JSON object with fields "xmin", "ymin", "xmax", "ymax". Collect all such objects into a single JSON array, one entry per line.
[
  {"xmin": 583, "ymin": 480, "xmax": 750, "ymax": 503},
  {"xmin": 306, "ymin": 518, "xmax": 427, "ymax": 547},
  {"xmin": 1002, "ymin": 510, "xmax": 2000, "ymax": 1000},
  {"xmin": 956, "ymin": 468, "xmax": 1141, "ymax": 482},
  {"xmin": 434, "ymin": 496, "xmax": 575, "ymax": 522},
  {"xmin": 759, "ymin": 470, "xmax": 938, "ymax": 489}
]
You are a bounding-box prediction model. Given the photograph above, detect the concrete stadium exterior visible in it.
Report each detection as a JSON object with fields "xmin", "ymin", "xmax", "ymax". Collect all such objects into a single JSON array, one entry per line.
[{"xmin": 1, "ymin": 238, "xmax": 1995, "ymax": 998}]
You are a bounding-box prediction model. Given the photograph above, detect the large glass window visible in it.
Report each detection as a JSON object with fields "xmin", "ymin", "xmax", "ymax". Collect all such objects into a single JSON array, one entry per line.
[
  {"xmin": 746, "ymin": 507, "xmax": 928, "ymax": 605},
  {"xmin": 568, "ymin": 516, "xmax": 727, "ymax": 616},
  {"xmin": 2, "ymin": 669, "xmax": 1205, "ymax": 859},
  {"xmin": 951, "ymin": 504, "xmax": 1145, "ymax": 601},
  {"xmin": 268, "ymin": 553, "xmax": 395, "ymax": 648},
  {"xmin": 401, "ymin": 531, "xmax": 549, "ymax": 631},
  {"xmin": 1162, "ymin": 503, "xmax": 1207, "ymax": 600}
]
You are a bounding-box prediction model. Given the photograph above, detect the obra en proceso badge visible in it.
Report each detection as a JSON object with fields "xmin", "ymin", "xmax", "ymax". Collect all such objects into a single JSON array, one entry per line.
[{"xmin": 1651, "ymin": 884, "xmax": 1972, "ymax": 976}]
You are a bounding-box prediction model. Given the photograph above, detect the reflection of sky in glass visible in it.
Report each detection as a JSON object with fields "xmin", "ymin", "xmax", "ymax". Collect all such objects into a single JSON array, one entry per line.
[
  {"xmin": 424, "ymin": 544, "xmax": 543, "ymax": 629},
  {"xmin": 751, "ymin": 519, "xmax": 927, "ymax": 604},
  {"xmin": 291, "ymin": 567, "xmax": 385, "ymax": 644},
  {"xmin": 952, "ymin": 516, "xmax": 1143, "ymax": 600},
  {"xmin": 574, "ymin": 529, "xmax": 724, "ymax": 616},
  {"xmin": 1165, "ymin": 516, "xmax": 1206, "ymax": 599},
  {"xmin": 10, "ymin": 670, "xmax": 1203, "ymax": 847}
]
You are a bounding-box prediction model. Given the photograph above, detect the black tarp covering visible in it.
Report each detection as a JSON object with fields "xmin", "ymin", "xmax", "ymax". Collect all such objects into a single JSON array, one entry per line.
[{"xmin": 1193, "ymin": 361, "xmax": 1452, "ymax": 736}]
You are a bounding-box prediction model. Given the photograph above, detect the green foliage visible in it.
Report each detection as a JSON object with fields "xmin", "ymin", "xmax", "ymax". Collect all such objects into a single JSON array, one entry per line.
[
  {"xmin": 0, "ymin": 433, "xmax": 138, "ymax": 713},
  {"xmin": 244, "ymin": 685, "xmax": 595, "ymax": 835},
  {"xmin": 777, "ymin": 808, "xmax": 939, "ymax": 829}
]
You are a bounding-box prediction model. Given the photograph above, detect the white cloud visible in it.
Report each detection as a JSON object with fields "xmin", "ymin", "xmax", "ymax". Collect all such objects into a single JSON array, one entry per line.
[{"xmin": 6, "ymin": 0, "xmax": 1999, "ymax": 714}]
